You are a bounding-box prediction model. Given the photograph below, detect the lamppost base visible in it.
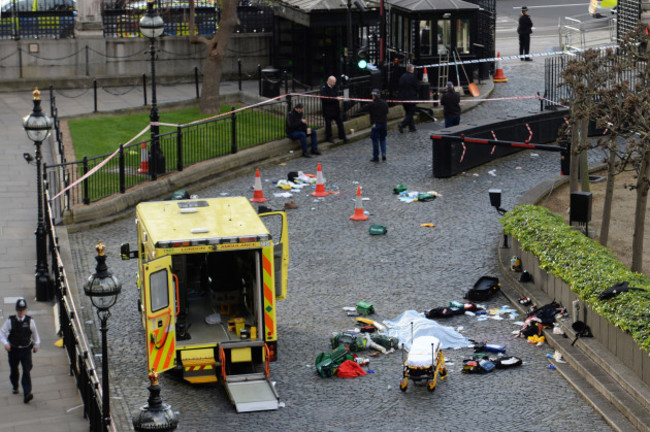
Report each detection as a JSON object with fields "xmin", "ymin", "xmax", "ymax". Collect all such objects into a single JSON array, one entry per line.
[{"xmin": 35, "ymin": 273, "xmax": 52, "ymax": 301}]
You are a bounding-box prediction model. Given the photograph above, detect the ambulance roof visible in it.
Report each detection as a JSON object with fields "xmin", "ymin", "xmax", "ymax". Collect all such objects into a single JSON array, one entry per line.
[{"xmin": 136, "ymin": 197, "xmax": 270, "ymax": 243}]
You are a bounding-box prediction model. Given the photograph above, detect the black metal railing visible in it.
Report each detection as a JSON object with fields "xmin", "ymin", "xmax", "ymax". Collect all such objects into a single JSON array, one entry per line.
[
  {"xmin": 0, "ymin": 10, "xmax": 75, "ymax": 40},
  {"xmin": 101, "ymin": 2, "xmax": 271, "ymax": 38},
  {"xmin": 44, "ymin": 73, "xmax": 373, "ymax": 212},
  {"xmin": 43, "ymin": 188, "xmax": 115, "ymax": 432},
  {"xmin": 616, "ymin": 0, "xmax": 641, "ymax": 44},
  {"xmin": 543, "ymin": 51, "xmax": 645, "ymax": 111}
]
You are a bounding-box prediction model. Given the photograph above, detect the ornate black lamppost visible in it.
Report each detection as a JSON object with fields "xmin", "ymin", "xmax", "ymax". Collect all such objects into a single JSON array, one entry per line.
[
  {"xmin": 84, "ymin": 241, "xmax": 122, "ymax": 427},
  {"xmin": 139, "ymin": 0, "xmax": 165, "ymax": 180},
  {"xmin": 23, "ymin": 88, "xmax": 53, "ymax": 301},
  {"xmin": 132, "ymin": 370, "xmax": 179, "ymax": 431}
]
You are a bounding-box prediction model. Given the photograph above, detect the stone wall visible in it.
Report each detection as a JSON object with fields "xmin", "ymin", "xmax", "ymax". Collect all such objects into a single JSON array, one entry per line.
[{"xmin": 0, "ymin": 33, "xmax": 271, "ymax": 90}]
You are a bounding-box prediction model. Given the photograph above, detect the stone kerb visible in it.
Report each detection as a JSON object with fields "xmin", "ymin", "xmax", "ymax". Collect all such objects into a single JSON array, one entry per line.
[{"xmin": 510, "ymin": 236, "xmax": 650, "ymax": 387}]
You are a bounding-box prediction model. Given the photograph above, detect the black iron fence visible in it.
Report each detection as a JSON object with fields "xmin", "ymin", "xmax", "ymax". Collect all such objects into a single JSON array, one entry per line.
[
  {"xmin": 0, "ymin": 10, "xmax": 75, "ymax": 40},
  {"xmin": 101, "ymin": 2, "xmax": 272, "ymax": 38},
  {"xmin": 44, "ymin": 74, "xmax": 373, "ymax": 215},
  {"xmin": 616, "ymin": 0, "xmax": 641, "ymax": 43},
  {"xmin": 43, "ymin": 188, "xmax": 114, "ymax": 432},
  {"xmin": 543, "ymin": 51, "xmax": 644, "ymax": 111}
]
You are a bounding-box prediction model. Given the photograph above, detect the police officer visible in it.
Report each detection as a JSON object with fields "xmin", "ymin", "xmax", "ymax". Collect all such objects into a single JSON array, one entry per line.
[
  {"xmin": 0, "ymin": 298, "xmax": 40, "ymax": 403},
  {"xmin": 518, "ymin": 6, "xmax": 534, "ymax": 61}
]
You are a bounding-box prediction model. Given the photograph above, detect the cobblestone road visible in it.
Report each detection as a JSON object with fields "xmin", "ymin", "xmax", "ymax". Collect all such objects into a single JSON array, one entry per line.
[{"xmin": 69, "ymin": 58, "xmax": 614, "ymax": 431}]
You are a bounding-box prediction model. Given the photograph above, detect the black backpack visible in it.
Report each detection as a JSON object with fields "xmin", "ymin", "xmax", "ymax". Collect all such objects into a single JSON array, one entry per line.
[{"xmin": 464, "ymin": 276, "xmax": 500, "ymax": 301}]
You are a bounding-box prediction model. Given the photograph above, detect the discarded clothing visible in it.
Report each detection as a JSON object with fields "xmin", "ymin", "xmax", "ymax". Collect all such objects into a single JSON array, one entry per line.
[
  {"xmin": 597, "ymin": 281, "xmax": 644, "ymax": 300},
  {"xmin": 336, "ymin": 360, "xmax": 367, "ymax": 378}
]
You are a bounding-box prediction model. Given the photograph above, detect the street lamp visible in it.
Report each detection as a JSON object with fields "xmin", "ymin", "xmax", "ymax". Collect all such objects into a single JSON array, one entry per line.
[
  {"xmin": 132, "ymin": 370, "xmax": 179, "ymax": 431},
  {"xmin": 23, "ymin": 88, "xmax": 53, "ymax": 302},
  {"xmin": 84, "ymin": 241, "xmax": 122, "ymax": 428},
  {"xmin": 139, "ymin": 0, "xmax": 165, "ymax": 180}
]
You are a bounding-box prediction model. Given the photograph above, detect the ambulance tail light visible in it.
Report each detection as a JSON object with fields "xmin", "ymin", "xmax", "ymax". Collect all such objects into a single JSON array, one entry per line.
[{"xmin": 266, "ymin": 341, "xmax": 277, "ymax": 362}]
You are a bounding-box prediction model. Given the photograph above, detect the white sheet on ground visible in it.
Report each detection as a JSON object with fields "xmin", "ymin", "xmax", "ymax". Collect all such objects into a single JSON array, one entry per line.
[{"xmin": 384, "ymin": 310, "xmax": 471, "ymax": 351}]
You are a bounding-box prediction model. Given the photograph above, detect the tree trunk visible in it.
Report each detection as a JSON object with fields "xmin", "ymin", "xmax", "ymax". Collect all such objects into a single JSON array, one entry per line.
[
  {"xmin": 599, "ymin": 138, "xmax": 616, "ymax": 245},
  {"xmin": 579, "ymin": 119, "xmax": 590, "ymax": 192},
  {"xmin": 631, "ymin": 148, "xmax": 650, "ymax": 273},
  {"xmin": 198, "ymin": 0, "xmax": 239, "ymax": 114},
  {"xmin": 569, "ymin": 118, "xmax": 580, "ymax": 193}
]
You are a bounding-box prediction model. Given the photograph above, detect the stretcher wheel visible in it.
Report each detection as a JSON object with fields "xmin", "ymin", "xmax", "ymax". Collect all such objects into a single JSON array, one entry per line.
[
  {"xmin": 440, "ymin": 367, "xmax": 447, "ymax": 378},
  {"xmin": 427, "ymin": 380, "xmax": 436, "ymax": 392},
  {"xmin": 400, "ymin": 379, "xmax": 408, "ymax": 392}
]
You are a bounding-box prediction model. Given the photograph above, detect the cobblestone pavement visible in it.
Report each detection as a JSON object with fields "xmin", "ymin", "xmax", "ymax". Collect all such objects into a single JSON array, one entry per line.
[{"xmin": 67, "ymin": 54, "xmax": 614, "ymax": 431}]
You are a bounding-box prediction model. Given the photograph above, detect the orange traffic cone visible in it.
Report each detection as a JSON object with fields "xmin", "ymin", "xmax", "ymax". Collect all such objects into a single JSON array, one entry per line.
[
  {"xmin": 493, "ymin": 52, "xmax": 508, "ymax": 83},
  {"xmin": 137, "ymin": 141, "xmax": 149, "ymax": 174},
  {"xmin": 422, "ymin": 67, "xmax": 429, "ymax": 83},
  {"xmin": 250, "ymin": 168, "xmax": 268, "ymax": 203},
  {"xmin": 350, "ymin": 185, "xmax": 369, "ymax": 221},
  {"xmin": 312, "ymin": 163, "xmax": 329, "ymax": 197}
]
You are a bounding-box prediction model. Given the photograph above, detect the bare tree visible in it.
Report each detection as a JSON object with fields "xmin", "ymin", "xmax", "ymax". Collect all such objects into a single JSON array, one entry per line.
[
  {"xmin": 188, "ymin": 0, "xmax": 239, "ymax": 114},
  {"xmin": 594, "ymin": 48, "xmax": 634, "ymax": 246},
  {"xmin": 560, "ymin": 49, "xmax": 607, "ymax": 193},
  {"xmin": 602, "ymin": 25, "xmax": 650, "ymax": 272}
]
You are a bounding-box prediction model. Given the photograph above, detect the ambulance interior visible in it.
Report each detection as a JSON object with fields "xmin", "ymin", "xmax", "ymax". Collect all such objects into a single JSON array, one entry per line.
[{"xmin": 171, "ymin": 249, "xmax": 262, "ymax": 347}]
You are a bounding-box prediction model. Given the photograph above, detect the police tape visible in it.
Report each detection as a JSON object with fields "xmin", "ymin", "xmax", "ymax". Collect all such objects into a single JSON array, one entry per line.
[
  {"xmin": 416, "ymin": 44, "xmax": 618, "ymax": 70},
  {"xmin": 49, "ymin": 91, "xmax": 557, "ymax": 202},
  {"xmin": 50, "ymin": 125, "xmax": 151, "ymax": 202}
]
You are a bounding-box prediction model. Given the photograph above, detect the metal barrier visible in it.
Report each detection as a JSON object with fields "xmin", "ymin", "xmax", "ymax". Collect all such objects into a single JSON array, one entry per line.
[
  {"xmin": 543, "ymin": 51, "xmax": 645, "ymax": 111},
  {"xmin": 558, "ymin": 14, "xmax": 615, "ymax": 51},
  {"xmin": 43, "ymin": 188, "xmax": 116, "ymax": 432},
  {"xmin": 101, "ymin": 4, "xmax": 271, "ymax": 38}
]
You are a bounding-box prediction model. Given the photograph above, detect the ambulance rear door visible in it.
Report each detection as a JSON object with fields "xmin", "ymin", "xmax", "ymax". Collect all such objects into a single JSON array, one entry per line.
[
  {"xmin": 143, "ymin": 255, "xmax": 177, "ymax": 373},
  {"xmin": 259, "ymin": 211, "xmax": 288, "ymax": 299}
]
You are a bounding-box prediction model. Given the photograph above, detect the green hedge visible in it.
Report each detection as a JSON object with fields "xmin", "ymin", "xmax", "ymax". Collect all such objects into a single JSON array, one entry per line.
[{"xmin": 500, "ymin": 204, "xmax": 650, "ymax": 353}]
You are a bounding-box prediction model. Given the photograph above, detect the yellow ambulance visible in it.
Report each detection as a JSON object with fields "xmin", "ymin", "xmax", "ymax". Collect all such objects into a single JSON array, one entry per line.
[{"xmin": 120, "ymin": 196, "xmax": 288, "ymax": 412}]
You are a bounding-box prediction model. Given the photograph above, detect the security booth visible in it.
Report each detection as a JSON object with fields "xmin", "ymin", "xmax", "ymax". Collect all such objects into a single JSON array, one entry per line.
[
  {"xmin": 270, "ymin": 0, "xmax": 382, "ymax": 86},
  {"xmin": 385, "ymin": 0, "xmax": 495, "ymax": 96}
]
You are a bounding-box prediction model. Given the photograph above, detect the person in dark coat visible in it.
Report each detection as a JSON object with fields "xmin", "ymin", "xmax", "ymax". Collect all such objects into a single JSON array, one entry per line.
[
  {"xmin": 286, "ymin": 103, "xmax": 320, "ymax": 158},
  {"xmin": 359, "ymin": 89, "xmax": 389, "ymax": 162},
  {"xmin": 440, "ymin": 81, "xmax": 461, "ymax": 128},
  {"xmin": 320, "ymin": 76, "xmax": 348, "ymax": 143},
  {"xmin": 518, "ymin": 6, "xmax": 533, "ymax": 61},
  {"xmin": 0, "ymin": 298, "xmax": 40, "ymax": 404},
  {"xmin": 397, "ymin": 64, "xmax": 420, "ymax": 133}
]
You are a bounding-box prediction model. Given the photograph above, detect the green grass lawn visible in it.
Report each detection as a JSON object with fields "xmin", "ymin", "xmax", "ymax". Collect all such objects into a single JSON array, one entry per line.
[
  {"xmin": 67, "ymin": 106, "xmax": 249, "ymax": 159},
  {"xmin": 67, "ymin": 105, "xmax": 287, "ymax": 203}
]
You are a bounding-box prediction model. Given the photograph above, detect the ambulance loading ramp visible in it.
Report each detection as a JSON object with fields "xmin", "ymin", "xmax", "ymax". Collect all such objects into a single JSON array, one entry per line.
[
  {"xmin": 219, "ymin": 340, "xmax": 279, "ymax": 413},
  {"xmin": 225, "ymin": 374, "xmax": 279, "ymax": 413}
]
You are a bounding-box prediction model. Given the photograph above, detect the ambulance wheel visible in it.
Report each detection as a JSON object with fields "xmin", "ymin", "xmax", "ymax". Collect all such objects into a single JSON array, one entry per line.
[
  {"xmin": 399, "ymin": 379, "xmax": 408, "ymax": 392},
  {"xmin": 427, "ymin": 380, "xmax": 436, "ymax": 392}
]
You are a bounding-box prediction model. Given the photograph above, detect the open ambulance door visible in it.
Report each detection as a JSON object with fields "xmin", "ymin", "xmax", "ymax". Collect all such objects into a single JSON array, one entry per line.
[
  {"xmin": 260, "ymin": 211, "xmax": 288, "ymax": 299},
  {"xmin": 143, "ymin": 255, "xmax": 177, "ymax": 373}
]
